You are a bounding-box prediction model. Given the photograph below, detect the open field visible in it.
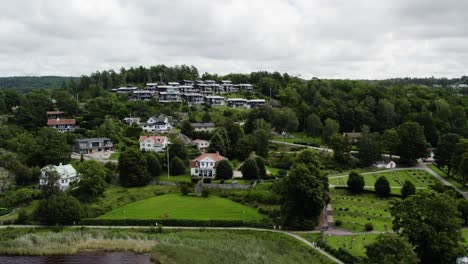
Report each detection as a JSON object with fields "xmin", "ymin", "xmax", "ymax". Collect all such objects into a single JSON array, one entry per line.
[
  {"xmin": 98, "ymin": 193, "xmax": 265, "ymax": 221},
  {"xmin": 273, "ymin": 132, "xmax": 323, "ymax": 146},
  {"xmin": 0, "ymin": 228, "xmax": 334, "ymax": 264},
  {"xmin": 329, "ymin": 169, "xmax": 436, "ymax": 194},
  {"xmin": 302, "ymin": 233, "xmax": 380, "ymax": 257},
  {"xmin": 330, "ymin": 189, "xmax": 395, "ymax": 232},
  {"xmin": 427, "ymin": 164, "xmax": 468, "ymax": 191},
  {"xmin": 156, "ymin": 174, "xmax": 192, "ymax": 183}
]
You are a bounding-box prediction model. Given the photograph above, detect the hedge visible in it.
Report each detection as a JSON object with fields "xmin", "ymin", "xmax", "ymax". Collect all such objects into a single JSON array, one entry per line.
[
  {"xmin": 80, "ymin": 218, "xmax": 273, "ymax": 228},
  {"xmin": 334, "ymin": 186, "xmax": 403, "ymax": 198}
]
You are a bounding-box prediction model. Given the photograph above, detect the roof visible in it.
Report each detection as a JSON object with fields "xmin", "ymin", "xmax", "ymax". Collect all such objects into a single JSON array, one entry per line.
[
  {"xmin": 192, "ymin": 139, "xmax": 209, "ymax": 143},
  {"xmin": 177, "ymin": 133, "xmax": 192, "ymax": 145},
  {"xmin": 192, "ymin": 152, "xmax": 226, "ymax": 162},
  {"xmin": 76, "ymin": 138, "xmax": 111, "ymax": 143},
  {"xmin": 205, "ymin": 96, "xmax": 224, "ymax": 99},
  {"xmin": 42, "ymin": 164, "xmax": 76, "ymax": 176},
  {"xmin": 139, "ymin": 135, "xmax": 167, "ymax": 143},
  {"xmin": 46, "ymin": 111, "xmax": 64, "ymax": 115},
  {"xmin": 343, "ymin": 132, "xmax": 362, "ymax": 138},
  {"xmin": 47, "ymin": 118, "xmax": 76, "ymax": 126},
  {"xmin": 191, "ymin": 122, "xmax": 215, "ymax": 128},
  {"xmin": 227, "ymin": 98, "xmax": 247, "ymax": 102}
]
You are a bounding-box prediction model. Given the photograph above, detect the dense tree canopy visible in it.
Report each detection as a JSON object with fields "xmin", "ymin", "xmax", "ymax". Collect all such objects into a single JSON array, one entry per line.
[
  {"xmin": 118, "ymin": 148, "xmax": 151, "ymax": 187},
  {"xmin": 365, "ymin": 234, "xmax": 419, "ymax": 264}
]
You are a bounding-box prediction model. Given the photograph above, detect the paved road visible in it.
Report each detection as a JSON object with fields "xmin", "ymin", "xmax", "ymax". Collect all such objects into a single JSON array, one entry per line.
[{"xmin": 0, "ymin": 225, "xmax": 343, "ymax": 264}]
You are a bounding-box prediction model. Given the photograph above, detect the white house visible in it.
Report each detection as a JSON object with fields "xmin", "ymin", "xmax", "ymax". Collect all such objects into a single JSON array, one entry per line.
[
  {"xmin": 190, "ymin": 152, "xmax": 227, "ymax": 178},
  {"xmin": 139, "ymin": 135, "xmax": 169, "ymax": 152},
  {"xmin": 205, "ymin": 96, "xmax": 225, "ymax": 106},
  {"xmin": 40, "ymin": 163, "xmax": 78, "ymax": 191},
  {"xmin": 192, "ymin": 139, "xmax": 210, "ymax": 152},
  {"xmin": 47, "ymin": 118, "xmax": 78, "ymax": 133},
  {"xmin": 375, "ymin": 161, "xmax": 396, "ymax": 169},
  {"xmin": 142, "ymin": 115, "xmax": 173, "ymax": 132}
]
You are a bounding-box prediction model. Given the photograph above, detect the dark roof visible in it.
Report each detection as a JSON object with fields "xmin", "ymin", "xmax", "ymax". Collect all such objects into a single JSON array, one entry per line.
[
  {"xmin": 75, "ymin": 138, "xmax": 111, "ymax": 143},
  {"xmin": 190, "ymin": 122, "xmax": 215, "ymax": 128}
]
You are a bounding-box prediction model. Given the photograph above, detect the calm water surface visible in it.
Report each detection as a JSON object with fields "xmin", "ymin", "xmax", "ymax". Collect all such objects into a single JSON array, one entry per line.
[{"xmin": 0, "ymin": 252, "xmax": 153, "ymax": 264}]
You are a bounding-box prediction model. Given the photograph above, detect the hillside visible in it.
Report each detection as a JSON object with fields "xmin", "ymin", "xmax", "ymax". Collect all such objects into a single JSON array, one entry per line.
[{"xmin": 0, "ymin": 76, "xmax": 78, "ymax": 92}]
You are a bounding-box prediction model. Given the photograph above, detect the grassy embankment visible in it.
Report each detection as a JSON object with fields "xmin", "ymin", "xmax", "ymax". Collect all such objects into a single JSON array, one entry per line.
[
  {"xmin": 97, "ymin": 193, "xmax": 265, "ymax": 222},
  {"xmin": 427, "ymin": 164, "xmax": 468, "ymax": 191},
  {"xmin": 272, "ymin": 132, "xmax": 323, "ymax": 147},
  {"xmin": 0, "ymin": 228, "xmax": 334, "ymax": 264}
]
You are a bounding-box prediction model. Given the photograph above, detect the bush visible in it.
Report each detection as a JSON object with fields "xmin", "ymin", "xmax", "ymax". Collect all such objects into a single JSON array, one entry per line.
[
  {"xmin": 179, "ymin": 183, "xmax": 191, "ymax": 196},
  {"xmin": 335, "ymin": 220, "xmax": 342, "ymax": 226},
  {"xmin": 347, "ymin": 171, "xmax": 365, "ymax": 194},
  {"xmin": 365, "ymin": 223, "xmax": 374, "ymax": 231},
  {"xmin": 374, "ymin": 176, "xmax": 391, "ymax": 198},
  {"xmin": 191, "ymin": 177, "xmax": 199, "ymax": 184},
  {"xmin": 201, "ymin": 188, "xmax": 210, "ymax": 197},
  {"xmin": 203, "ymin": 178, "xmax": 212, "ymax": 183}
]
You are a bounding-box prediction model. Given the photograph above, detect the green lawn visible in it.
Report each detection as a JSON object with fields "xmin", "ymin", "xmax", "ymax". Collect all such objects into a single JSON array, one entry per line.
[
  {"xmin": 330, "ymin": 189, "xmax": 395, "ymax": 232},
  {"xmin": 302, "ymin": 233, "xmax": 380, "ymax": 257},
  {"xmin": 109, "ymin": 152, "xmax": 120, "ymax": 160},
  {"xmin": 329, "ymin": 169, "xmax": 436, "ymax": 194},
  {"xmin": 97, "ymin": 193, "xmax": 265, "ymax": 221},
  {"xmin": 273, "ymin": 132, "xmax": 323, "ymax": 146},
  {"xmin": 427, "ymin": 164, "xmax": 468, "ymax": 191},
  {"xmin": 156, "ymin": 173, "xmax": 192, "ymax": 183}
]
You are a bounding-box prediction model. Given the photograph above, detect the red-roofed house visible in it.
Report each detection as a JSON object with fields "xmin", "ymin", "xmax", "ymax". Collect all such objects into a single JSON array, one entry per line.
[
  {"xmin": 47, "ymin": 118, "xmax": 78, "ymax": 132},
  {"xmin": 46, "ymin": 111, "xmax": 64, "ymax": 119},
  {"xmin": 190, "ymin": 152, "xmax": 226, "ymax": 178},
  {"xmin": 191, "ymin": 139, "xmax": 210, "ymax": 152},
  {"xmin": 139, "ymin": 135, "xmax": 169, "ymax": 152}
]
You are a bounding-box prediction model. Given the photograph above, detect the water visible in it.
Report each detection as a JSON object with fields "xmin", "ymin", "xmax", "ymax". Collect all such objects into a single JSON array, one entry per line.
[{"xmin": 0, "ymin": 251, "xmax": 154, "ymax": 264}]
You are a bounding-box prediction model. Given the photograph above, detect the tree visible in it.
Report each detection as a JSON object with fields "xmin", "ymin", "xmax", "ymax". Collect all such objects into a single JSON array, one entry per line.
[
  {"xmin": 33, "ymin": 128, "xmax": 71, "ymax": 167},
  {"xmin": 254, "ymin": 156, "xmax": 267, "ymax": 178},
  {"xmin": 15, "ymin": 90, "xmax": 53, "ymax": 130},
  {"xmin": 329, "ymin": 134, "xmax": 350, "ymax": 164},
  {"xmin": 170, "ymin": 157, "xmax": 186, "ymax": 176},
  {"xmin": 457, "ymin": 199, "xmax": 468, "ymax": 225},
  {"xmin": 252, "ymin": 128, "xmax": 271, "ymax": 158},
  {"xmin": 374, "ymin": 176, "xmax": 390, "ymax": 197},
  {"xmin": 241, "ymin": 158, "xmax": 259, "ymax": 180},
  {"xmin": 168, "ymin": 139, "xmax": 188, "ymax": 161},
  {"xmin": 36, "ymin": 193, "xmax": 82, "ymax": 225},
  {"xmin": 401, "ymin": 180, "xmax": 416, "ymax": 198},
  {"xmin": 208, "ymin": 132, "xmax": 227, "ymax": 156},
  {"xmin": 434, "ymin": 133, "xmax": 460, "ymax": 177},
  {"xmin": 396, "ymin": 122, "xmax": 428, "ymax": 163},
  {"xmin": 322, "ymin": 118, "xmax": 339, "ymax": 145},
  {"xmin": 40, "ymin": 166, "xmax": 62, "ymax": 197},
  {"xmin": 180, "ymin": 120, "xmax": 194, "ymax": 138},
  {"xmin": 356, "ymin": 125, "xmax": 381, "ymax": 166},
  {"xmin": 144, "ymin": 152, "xmax": 162, "ymax": 177},
  {"xmin": 305, "ymin": 113, "xmax": 323, "ymax": 137},
  {"xmin": 72, "ymin": 160, "xmax": 107, "ymax": 199},
  {"xmin": 391, "ymin": 191, "xmax": 464, "ymax": 263},
  {"xmin": 365, "ymin": 234, "xmax": 418, "ymax": 264},
  {"xmin": 274, "ymin": 163, "xmax": 329, "ymax": 229},
  {"xmin": 451, "ymin": 139, "xmax": 468, "ymax": 176},
  {"xmin": 382, "ymin": 128, "xmax": 400, "ymax": 158},
  {"xmin": 457, "ymin": 152, "xmax": 468, "ymax": 185},
  {"xmin": 118, "ymin": 148, "xmax": 151, "ymax": 187},
  {"xmin": 216, "ymin": 160, "xmax": 233, "ymax": 180},
  {"xmin": 347, "ymin": 171, "xmax": 364, "ymax": 194}
]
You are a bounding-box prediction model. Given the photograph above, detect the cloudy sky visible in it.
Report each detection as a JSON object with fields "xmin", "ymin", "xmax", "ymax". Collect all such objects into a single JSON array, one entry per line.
[{"xmin": 1, "ymin": 0, "xmax": 467, "ymax": 79}]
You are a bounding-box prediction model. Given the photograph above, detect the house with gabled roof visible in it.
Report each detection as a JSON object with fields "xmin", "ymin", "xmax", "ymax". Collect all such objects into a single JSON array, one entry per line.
[
  {"xmin": 139, "ymin": 135, "xmax": 169, "ymax": 152},
  {"xmin": 191, "ymin": 139, "xmax": 210, "ymax": 152},
  {"xmin": 47, "ymin": 118, "xmax": 78, "ymax": 132},
  {"xmin": 40, "ymin": 163, "xmax": 78, "ymax": 191},
  {"xmin": 190, "ymin": 152, "xmax": 226, "ymax": 178},
  {"xmin": 142, "ymin": 115, "xmax": 173, "ymax": 132}
]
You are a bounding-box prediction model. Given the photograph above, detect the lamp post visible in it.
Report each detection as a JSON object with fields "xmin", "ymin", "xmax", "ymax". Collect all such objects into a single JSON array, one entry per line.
[{"xmin": 159, "ymin": 73, "xmax": 163, "ymax": 83}]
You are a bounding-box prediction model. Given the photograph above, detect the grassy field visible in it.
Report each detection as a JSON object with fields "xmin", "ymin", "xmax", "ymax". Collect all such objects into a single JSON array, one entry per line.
[
  {"xmin": 329, "ymin": 169, "xmax": 436, "ymax": 194},
  {"xmin": 330, "ymin": 189, "xmax": 395, "ymax": 232},
  {"xmin": 108, "ymin": 152, "xmax": 120, "ymax": 160},
  {"xmin": 0, "ymin": 200, "xmax": 39, "ymax": 222},
  {"xmin": 0, "ymin": 228, "xmax": 334, "ymax": 264},
  {"xmin": 302, "ymin": 233, "xmax": 380, "ymax": 257},
  {"xmin": 98, "ymin": 193, "xmax": 265, "ymax": 221},
  {"xmin": 427, "ymin": 164, "xmax": 468, "ymax": 191},
  {"xmin": 83, "ymin": 185, "xmax": 178, "ymax": 218},
  {"xmin": 273, "ymin": 132, "xmax": 323, "ymax": 146},
  {"xmin": 156, "ymin": 173, "xmax": 192, "ymax": 183}
]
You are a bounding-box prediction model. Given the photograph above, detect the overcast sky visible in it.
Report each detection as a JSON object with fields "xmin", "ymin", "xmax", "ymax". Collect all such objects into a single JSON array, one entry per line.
[{"xmin": 1, "ymin": 0, "xmax": 467, "ymax": 79}]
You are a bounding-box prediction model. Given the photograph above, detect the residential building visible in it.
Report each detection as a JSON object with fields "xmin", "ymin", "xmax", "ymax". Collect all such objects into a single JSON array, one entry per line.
[
  {"xmin": 205, "ymin": 95, "xmax": 225, "ymax": 106},
  {"xmin": 192, "ymin": 139, "xmax": 210, "ymax": 152},
  {"xmin": 190, "ymin": 152, "xmax": 227, "ymax": 178},
  {"xmin": 183, "ymin": 93, "xmax": 204, "ymax": 105},
  {"xmin": 74, "ymin": 138, "xmax": 113, "ymax": 154},
  {"xmin": 132, "ymin": 90, "xmax": 157, "ymax": 101},
  {"xmin": 342, "ymin": 132, "xmax": 362, "ymax": 143},
  {"xmin": 159, "ymin": 91, "xmax": 182, "ymax": 103},
  {"xmin": 40, "ymin": 163, "xmax": 78, "ymax": 191},
  {"xmin": 227, "ymin": 98, "xmax": 248, "ymax": 108},
  {"xmin": 110, "ymin": 85, "xmax": 139, "ymax": 94},
  {"xmin": 247, "ymin": 99, "xmax": 266, "ymax": 108},
  {"xmin": 142, "ymin": 115, "xmax": 173, "ymax": 132},
  {"xmin": 47, "ymin": 118, "xmax": 78, "ymax": 132},
  {"xmin": 145, "ymin": 83, "xmax": 158, "ymax": 91},
  {"xmin": 221, "ymin": 80, "xmax": 237, "ymax": 93},
  {"xmin": 123, "ymin": 117, "xmax": 141, "ymax": 125},
  {"xmin": 46, "ymin": 111, "xmax": 64, "ymax": 119},
  {"xmin": 191, "ymin": 122, "xmax": 216, "ymax": 132},
  {"xmin": 237, "ymin": 83, "xmax": 254, "ymax": 92},
  {"xmin": 139, "ymin": 135, "xmax": 169, "ymax": 152}
]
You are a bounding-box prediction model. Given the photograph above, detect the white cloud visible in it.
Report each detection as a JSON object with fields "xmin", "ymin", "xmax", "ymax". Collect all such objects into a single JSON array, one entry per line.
[{"xmin": 0, "ymin": 0, "xmax": 467, "ymax": 79}]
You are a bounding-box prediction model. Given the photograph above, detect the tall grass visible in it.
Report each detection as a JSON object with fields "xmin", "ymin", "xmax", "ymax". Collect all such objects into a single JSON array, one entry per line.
[{"xmin": 0, "ymin": 228, "xmax": 334, "ymax": 264}]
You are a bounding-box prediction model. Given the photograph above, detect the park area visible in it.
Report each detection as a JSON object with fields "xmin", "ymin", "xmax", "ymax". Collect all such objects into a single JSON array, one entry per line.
[
  {"xmin": 328, "ymin": 169, "xmax": 437, "ymax": 194},
  {"xmin": 330, "ymin": 189, "xmax": 395, "ymax": 232},
  {"xmin": 97, "ymin": 193, "xmax": 265, "ymax": 221}
]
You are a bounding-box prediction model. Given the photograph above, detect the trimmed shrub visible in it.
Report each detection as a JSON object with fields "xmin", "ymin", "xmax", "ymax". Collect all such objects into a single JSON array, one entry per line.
[
  {"xmin": 335, "ymin": 220, "xmax": 342, "ymax": 227},
  {"xmin": 203, "ymin": 178, "xmax": 212, "ymax": 183},
  {"xmin": 365, "ymin": 223, "xmax": 374, "ymax": 231},
  {"xmin": 201, "ymin": 188, "xmax": 210, "ymax": 197}
]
